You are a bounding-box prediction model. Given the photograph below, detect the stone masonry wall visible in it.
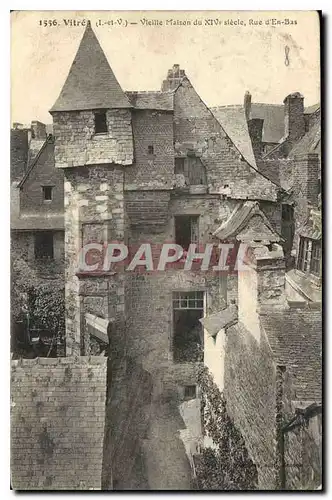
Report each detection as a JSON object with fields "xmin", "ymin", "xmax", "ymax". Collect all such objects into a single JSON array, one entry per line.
[
  {"xmin": 63, "ymin": 165, "xmax": 126, "ymax": 355},
  {"xmin": 11, "ymin": 356, "xmax": 107, "ymax": 490},
  {"xmin": 52, "ymin": 109, "xmax": 133, "ymax": 168},
  {"xmin": 224, "ymin": 325, "xmax": 278, "ymax": 489},
  {"xmin": 125, "ymin": 110, "xmax": 174, "ymax": 190},
  {"xmin": 174, "ymin": 79, "xmax": 278, "ymax": 201}
]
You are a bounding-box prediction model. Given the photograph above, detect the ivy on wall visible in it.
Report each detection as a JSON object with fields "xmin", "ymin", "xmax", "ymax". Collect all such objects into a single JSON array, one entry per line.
[{"xmin": 195, "ymin": 365, "xmax": 258, "ymax": 490}]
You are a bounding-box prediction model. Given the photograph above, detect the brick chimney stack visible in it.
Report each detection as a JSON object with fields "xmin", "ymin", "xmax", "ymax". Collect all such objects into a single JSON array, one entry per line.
[
  {"xmin": 238, "ymin": 243, "xmax": 287, "ymax": 342},
  {"xmin": 244, "ymin": 91, "xmax": 252, "ymax": 122},
  {"xmin": 161, "ymin": 64, "xmax": 186, "ymax": 91},
  {"xmin": 31, "ymin": 120, "xmax": 47, "ymax": 140},
  {"xmin": 283, "ymin": 92, "xmax": 305, "ymax": 141},
  {"xmin": 248, "ymin": 118, "xmax": 264, "ymax": 159}
]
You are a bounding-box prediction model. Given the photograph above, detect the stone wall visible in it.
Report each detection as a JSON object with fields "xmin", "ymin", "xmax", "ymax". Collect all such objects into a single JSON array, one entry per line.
[
  {"xmin": 174, "ymin": 78, "xmax": 278, "ymax": 201},
  {"xmin": 63, "ymin": 165, "xmax": 126, "ymax": 355},
  {"xmin": 125, "ymin": 110, "xmax": 174, "ymax": 190},
  {"xmin": 224, "ymin": 324, "xmax": 278, "ymax": 489},
  {"xmin": 52, "ymin": 109, "xmax": 133, "ymax": 168},
  {"xmin": 11, "ymin": 356, "xmax": 107, "ymax": 490}
]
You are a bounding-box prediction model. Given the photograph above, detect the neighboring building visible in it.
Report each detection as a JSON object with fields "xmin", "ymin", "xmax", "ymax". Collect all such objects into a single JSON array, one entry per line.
[
  {"xmin": 11, "ymin": 123, "xmax": 65, "ymax": 353},
  {"xmin": 202, "ymin": 204, "xmax": 322, "ymax": 490}
]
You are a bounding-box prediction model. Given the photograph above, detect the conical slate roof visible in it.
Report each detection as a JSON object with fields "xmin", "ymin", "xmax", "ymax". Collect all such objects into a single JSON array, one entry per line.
[{"xmin": 50, "ymin": 23, "xmax": 131, "ymax": 112}]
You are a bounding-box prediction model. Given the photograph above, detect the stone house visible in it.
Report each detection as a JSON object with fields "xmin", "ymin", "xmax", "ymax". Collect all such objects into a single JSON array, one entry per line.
[
  {"xmin": 11, "ymin": 122, "xmax": 65, "ymax": 350},
  {"xmin": 10, "ymin": 21, "xmax": 321, "ymax": 490},
  {"xmin": 46, "ymin": 23, "xmax": 287, "ymax": 489}
]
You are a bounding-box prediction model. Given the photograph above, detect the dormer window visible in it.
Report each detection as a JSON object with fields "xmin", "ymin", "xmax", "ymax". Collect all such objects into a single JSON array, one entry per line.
[
  {"xmin": 148, "ymin": 145, "xmax": 154, "ymax": 155},
  {"xmin": 94, "ymin": 111, "xmax": 108, "ymax": 134}
]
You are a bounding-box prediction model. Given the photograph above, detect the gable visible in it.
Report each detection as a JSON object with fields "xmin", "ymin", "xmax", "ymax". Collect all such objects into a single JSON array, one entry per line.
[
  {"xmin": 19, "ymin": 139, "xmax": 64, "ymax": 215},
  {"xmin": 173, "ymin": 78, "xmax": 279, "ymax": 201},
  {"xmin": 213, "ymin": 201, "xmax": 281, "ymax": 243}
]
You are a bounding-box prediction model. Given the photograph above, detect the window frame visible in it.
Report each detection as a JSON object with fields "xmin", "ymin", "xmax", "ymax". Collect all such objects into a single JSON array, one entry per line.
[
  {"xmin": 42, "ymin": 185, "xmax": 53, "ymax": 202},
  {"xmin": 297, "ymin": 236, "xmax": 321, "ymax": 276},
  {"xmin": 171, "ymin": 290, "xmax": 204, "ymax": 363},
  {"xmin": 94, "ymin": 110, "xmax": 108, "ymax": 135}
]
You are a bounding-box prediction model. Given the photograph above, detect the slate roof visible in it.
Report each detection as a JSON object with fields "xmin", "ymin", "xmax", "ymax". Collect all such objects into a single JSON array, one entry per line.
[
  {"xmin": 289, "ymin": 117, "xmax": 321, "ymax": 158},
  {"xmin": 214, "ymin": 104, "xmax": 285, "ymax": 144},
  {"xmin": 286, "ymin": 270, "xmax": 322, "ymax": 303},
  {"xmin": 211, "ymin": 106, "xmax": 257, "ymax": 169},
  {"xmin": 213, "ymin": 201, "xmax": 281, "ymax": 242},
  {"xmin": 11, "ymin": 215, "xmax": 64, "ymax": 230},
  {"xmin": 214, "ymin": 103, "xmax": 320, "ymax": 145},
  {"xmin": 50, "ymin": 24, "xmax": 131, "ymax": 112},
  {"xmin": 200, "ymin": 304, "xmax": 237, "ymax": 337},
  {"xmin": 126, "ymin": 91, "xmax": 173, "ymax": 111},
  {"xmin": 304, "ymin": 103, "xmax": 320, "ymax": 115},
  {"xmin": 261, "ymin": 307, "xmax": 322, "ymax": 402}
]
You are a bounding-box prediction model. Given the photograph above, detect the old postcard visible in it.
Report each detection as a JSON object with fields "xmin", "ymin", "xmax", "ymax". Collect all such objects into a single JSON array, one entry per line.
[{"xmin": 10, "ymin": 10, "xmax": 322, "ymax": 491}]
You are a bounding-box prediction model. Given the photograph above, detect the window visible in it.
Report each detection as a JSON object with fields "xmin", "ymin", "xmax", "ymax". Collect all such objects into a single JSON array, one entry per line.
[
  {"xmin": 297, "ymin": 237, "xmax": 310, "ymax": 272},
  {"xmin": 34, "ymin": 231, "xmax": 54, "ymax": 260},
  {"xmin": 188, "ymin": 157, "xmax": 207, "ymax": 185},
  {"xmin": 175, "ymin": 215, "xmax": 199, "ymax": 251},
  {"xmin": 297, "ymin": 237, "xmax": 321, "ymax": 276},
  {"xmin": 174, "ymin": 156, "xmax": 207, "ymax": 185},
  {"xmin": 175, "ymin": 158, "xmax": 185, "ymax": 175},
  {"xmin": 94, "ymin": 111, "xmax": 108, "ymax": 134},
  {"xmin": 310, "ymin": 240, "xmax": 321, "ymax": 276},
  {"xmin": 173, "ymin": 291, "xmax": 204, "ymax": 363},
  {"xmin": 148, "ymin": 145, "xmax": 154, "ymax": 155},
  {"xmin": 184, "ymin": 385, "xmax": 196, "ymax": 399},
  {"xmin": 42, "ymin": 186, "xmax": 53, "ymax": 201}
]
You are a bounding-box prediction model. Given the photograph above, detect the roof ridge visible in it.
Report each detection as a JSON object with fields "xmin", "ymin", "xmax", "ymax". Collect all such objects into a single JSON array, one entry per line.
[{"xmin": 18, "ymin": 136, "xmax": 53, "ymax": 188}]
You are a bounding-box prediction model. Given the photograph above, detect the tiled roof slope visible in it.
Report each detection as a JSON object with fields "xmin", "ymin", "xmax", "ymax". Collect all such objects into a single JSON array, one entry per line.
[
  {"xmin": 289, "ymin": 116, "xmax": 321, "ymax": 158},
  {"xmin": 50, "ymin": 24, "xmax": 131, "ymax": 112},
  {"xmin": 211, "ymin": 106, "xmax": 257, "ymax": 169},
  {"xmin": 126, "ymin": 91, "xmax": 173, "ymax": 111},
  {"xmin": 214, "ymin": 103, "xmax": 320, "ymax": 144},
  {"xmin": 11, "ymin": 356, "xmax": 107, "ymax": 490},
  {"xmin": 214, "ymin": 104, "xmax": 285, "ymax": 144},
  {"xmin": 11, "ymin": 215, "xmax": 64, "ymax": 230},
  {"xmin": 213, "ymin": 201, "xmax": 281, "ymax": 242},
  {"xmin": 261, "ymin": 308, "xmax": 322, "ymax": 402},
  {"xmin": 200, "ymin": 304, "xmax": 237, "ymax": 337}
]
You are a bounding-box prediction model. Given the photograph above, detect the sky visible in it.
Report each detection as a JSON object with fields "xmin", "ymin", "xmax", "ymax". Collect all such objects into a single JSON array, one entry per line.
[{"xmin": 11, "ymin": 10, "xmax": 320, "ymax": 125}]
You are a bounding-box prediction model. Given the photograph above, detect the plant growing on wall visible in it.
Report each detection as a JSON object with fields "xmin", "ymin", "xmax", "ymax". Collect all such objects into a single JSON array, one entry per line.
[{"xmin": 195, "ymin": 365, "xmax": 258, "ymax": 490}]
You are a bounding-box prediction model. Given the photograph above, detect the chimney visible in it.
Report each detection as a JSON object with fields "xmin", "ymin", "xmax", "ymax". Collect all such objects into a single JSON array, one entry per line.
[
  {"xmin": 238, "ymin": 243, "xmax": 287, "ymax": 342},
  {"xmin": 248, "ymin": 118, "xmax": 264, "ymax": 159},
  {"xmin": 161, "ymin": 64, "xmax": 186, "ymax": 91},
  {"xmin": 244, "ymin": 91, "xmax": 252, "ymax": 122},
  {"xmin": 283, "ymin": 92, "xmax": 305, "ymax": 141},
  {"xmin": 31, "ymin": 120, "xmax": 47, "ymax": 140}
]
